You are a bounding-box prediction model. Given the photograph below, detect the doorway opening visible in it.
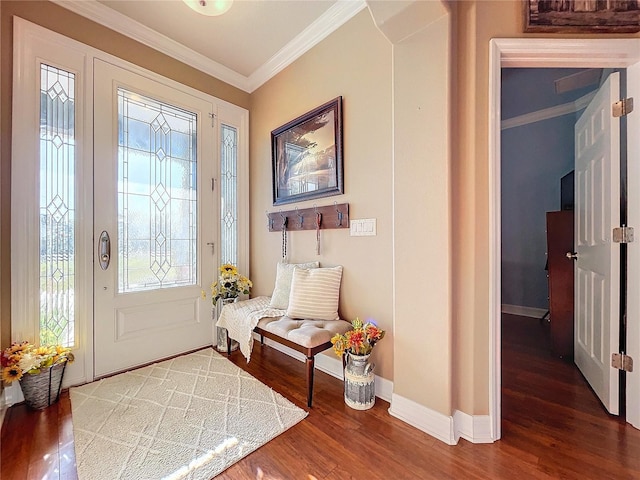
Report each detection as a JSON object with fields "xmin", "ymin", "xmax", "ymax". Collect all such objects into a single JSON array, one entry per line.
[
  {"xmin": 500, "ymin": 66, "xmax": 616, "ymax": 434},
  {"xmin": 488, "ymin": 38, "xmax": 640, "ymax": 440}
]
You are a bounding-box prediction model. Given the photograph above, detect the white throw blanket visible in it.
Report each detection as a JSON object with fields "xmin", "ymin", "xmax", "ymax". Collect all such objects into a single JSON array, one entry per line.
[{"xmin": 215, "ymin": 296, "xmax": 285, "ymax": 361}]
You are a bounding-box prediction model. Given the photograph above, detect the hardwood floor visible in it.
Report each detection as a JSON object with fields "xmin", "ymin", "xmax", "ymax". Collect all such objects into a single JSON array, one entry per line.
[{"xmin": 3, "ymin": 315, "xmax": 640, "ymax": 479}]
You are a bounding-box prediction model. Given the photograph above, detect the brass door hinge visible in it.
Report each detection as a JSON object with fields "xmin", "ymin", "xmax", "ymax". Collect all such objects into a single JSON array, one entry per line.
[
  {"xmin": 613, "ymin": 226, "xmax": 634, "ymax": 243},
  {"xmin": 612, "ymin": 353, "xmax": 634, "ymax": 372},
  {"xmin": 613, "ymin": 98, "xmax": 634, "ymax": 117}
]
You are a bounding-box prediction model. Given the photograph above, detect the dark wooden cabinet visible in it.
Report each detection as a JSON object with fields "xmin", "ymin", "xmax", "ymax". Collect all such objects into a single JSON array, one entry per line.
[{"xmin": 546, "ymin": 210, "xmax": 574, "ymax": 358}]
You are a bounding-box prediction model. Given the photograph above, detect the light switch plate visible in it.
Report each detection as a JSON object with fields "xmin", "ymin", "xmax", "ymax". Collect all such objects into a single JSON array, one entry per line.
[{"xmin": 350, "ymin": 218, "xmax": 377, "ymax": 236}]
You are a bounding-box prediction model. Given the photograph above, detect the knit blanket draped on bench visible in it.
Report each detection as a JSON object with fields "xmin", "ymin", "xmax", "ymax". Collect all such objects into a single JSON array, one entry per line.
[{"xmin": 215, "ymin": 296, "xmax": 285, "ymax": 361}]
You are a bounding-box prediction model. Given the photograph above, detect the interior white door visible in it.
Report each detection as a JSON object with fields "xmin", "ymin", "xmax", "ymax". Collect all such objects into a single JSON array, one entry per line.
[
  {"xmin": 625, "ymin": 62, "xmax": 640, "ymax": 429},
  {"xmin": 574, "ymin": 72, "xmax": 620, "ymax": 415},
  {"xmin": 93, "ymin": 59, "xmax": 216, "ymax": 376}
]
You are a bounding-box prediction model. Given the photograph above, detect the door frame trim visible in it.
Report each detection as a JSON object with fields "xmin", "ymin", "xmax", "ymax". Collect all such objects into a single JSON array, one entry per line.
[{"xmin": 489, "ymin": 38, "xmax": 640, "ymax": 440}]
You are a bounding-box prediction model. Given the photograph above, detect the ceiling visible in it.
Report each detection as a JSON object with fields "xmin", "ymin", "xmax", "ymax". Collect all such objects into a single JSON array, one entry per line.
[{"xmin": 55, "ymin": 0, "xmax": 368, "ymax": 92}]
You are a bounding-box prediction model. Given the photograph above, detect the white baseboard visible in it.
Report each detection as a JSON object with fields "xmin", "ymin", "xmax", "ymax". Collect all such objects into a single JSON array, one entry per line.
[
  {"xmin": 388, "ymin": 393, "xmax": 497, "ymax": 445},
  {"xmin": 501, "ymin": 304, "xmax": 547, "ymax": 319},
  {"xmin": 257, "ymin": 334, "xmax": 392, "ymax": 402},
  {"xmin": 452, "ymin": 410, "xmax": 494, "ymax": 444},
  {"xmin": 389, "ymin": 393, "xmax": 456, "ymax": 445}
]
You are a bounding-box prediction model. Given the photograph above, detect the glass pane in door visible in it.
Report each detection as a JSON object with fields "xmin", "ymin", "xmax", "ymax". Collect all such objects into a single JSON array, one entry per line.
[
  {"xmin": 117, "ymin": 89, "xmax": 198, "ymax": 293},
  {"xmin": 220, "ymin": 124, "xmax": 238, "ymax": 265},
  {"xmin": 40, "ymin": 64, "xmax": 76, "ymax": 347}
]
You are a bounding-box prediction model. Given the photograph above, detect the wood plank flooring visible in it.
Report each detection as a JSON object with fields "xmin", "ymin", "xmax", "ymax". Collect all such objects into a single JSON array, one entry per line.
[{"xmin": 2, "ymin": 314, "xmax": 640, "ymax": 479}]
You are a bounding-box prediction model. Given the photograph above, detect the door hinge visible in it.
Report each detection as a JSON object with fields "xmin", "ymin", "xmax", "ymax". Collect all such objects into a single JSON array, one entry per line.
[
  {"xmin": 612, "ymin": 353, "xmax": 634, "ymax": 372},
  {"xmin": 211, "ymin": 178, "xmax": 216, "ymax": 191},
  {"xmin": 613, "ymin": 226, "xmax": 634, "ymax": 243},
  {"xmin": 612, "ymin": 97, "xmax": 634, "ymax": 117},
  {"xmin": 208, "ymin": 112, "xmax": 215, "ymax": 127}
]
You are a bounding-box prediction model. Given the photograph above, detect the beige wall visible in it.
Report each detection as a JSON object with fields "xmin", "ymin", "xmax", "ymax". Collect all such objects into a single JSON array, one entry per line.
[
  {"xmin": 249, "ymin": 10, "xmax": 394, "ymax": 380},
  {"xmin": 391, "ymin": 8, "xmax": 452, "ymax": 412},
  {"xmin": 0, "ymin": 1, "xmax": 249, "ymax": 352}
]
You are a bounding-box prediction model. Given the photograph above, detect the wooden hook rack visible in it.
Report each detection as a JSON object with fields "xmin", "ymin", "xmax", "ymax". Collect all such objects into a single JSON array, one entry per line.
[{"xmin": 267, "ymin": 203, "xmax": 349, "ymax": 232}]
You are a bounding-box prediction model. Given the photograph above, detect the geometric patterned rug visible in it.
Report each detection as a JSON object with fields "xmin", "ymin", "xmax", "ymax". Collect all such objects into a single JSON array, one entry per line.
[{"xmin": 69, "ymin": 348, "xmax": 307, "ymax": 480}]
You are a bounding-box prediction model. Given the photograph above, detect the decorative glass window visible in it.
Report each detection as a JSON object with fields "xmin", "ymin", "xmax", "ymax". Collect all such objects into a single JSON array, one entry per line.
[
  {"xmin": 220, "ymin": 124, "xmax": 238, "ymax": 265},
  {"xmin": 40, "ymin": 64, "xmax": 76, "ymax": 347},
  {"xmin": 117, "ymin": 88, "xmax": 198, "ymax": 292}
]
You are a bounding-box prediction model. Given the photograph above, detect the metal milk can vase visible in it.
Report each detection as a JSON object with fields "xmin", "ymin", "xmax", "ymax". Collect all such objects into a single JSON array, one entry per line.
[
  {"xmin": 215, "ymin": 297, "xmax": 239, "ymax": 353},
  {"xmin": 344, "ymin": 352, "xmax": 375, "ymax": 410}
]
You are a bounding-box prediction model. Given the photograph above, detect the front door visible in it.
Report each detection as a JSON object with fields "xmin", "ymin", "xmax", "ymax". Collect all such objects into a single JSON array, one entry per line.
[
  {"xmin": 93, "ymin": 60, "xmax": 215, "ymax": 376},
  {"xmin": 574, "ymin": 72, "xmax": 620, "ymax": 415}
]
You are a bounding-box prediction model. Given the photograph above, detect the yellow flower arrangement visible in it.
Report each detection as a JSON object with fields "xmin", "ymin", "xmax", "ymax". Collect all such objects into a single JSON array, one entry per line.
[
  {"xmin": 211, "ymin": 263, "xmax": 252, "ymax": 303},
  {"xmin": 331, "ymin": 317, "xmax": 385, "ymax": 357},
  {"xmin": 1, "ymin": 341, "xmax": 74, "ymax": 384}
]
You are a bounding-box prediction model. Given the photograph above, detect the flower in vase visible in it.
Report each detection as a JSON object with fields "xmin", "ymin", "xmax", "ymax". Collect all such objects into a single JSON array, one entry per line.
[
  {"xmin": 0, "ymin": 341, "xmax": 74, "ymax": 383},
  {"xmin": 331, "ymin": 317, "xmax": 385, "ymax": 357},
  {"xmin": 211, "ymin": 263, "xmax": 253, "ymax": 303}
]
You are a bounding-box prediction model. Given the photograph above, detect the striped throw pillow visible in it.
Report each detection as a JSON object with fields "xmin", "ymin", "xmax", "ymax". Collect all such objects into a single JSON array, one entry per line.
[
  {"xmin": 269, "ymin": 261, "xmax": 320, "ymax": 309},
  {"xmin": 286, "ymin": 266, "xmax": 343, "ymax": 321}
]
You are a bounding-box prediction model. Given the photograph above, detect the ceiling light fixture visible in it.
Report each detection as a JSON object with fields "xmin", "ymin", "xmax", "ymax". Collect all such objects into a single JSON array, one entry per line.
[{"xmin": 183, "ymin": 0, "xmax": 233, "ymax": 17}]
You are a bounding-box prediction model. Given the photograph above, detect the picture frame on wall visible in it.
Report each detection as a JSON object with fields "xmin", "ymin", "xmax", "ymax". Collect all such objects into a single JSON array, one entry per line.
[
  {"xmin": 271, "ymin": 97, "xmax": 343, "ymax": 206},
  {"xmin": 524, "ymin": 0, "xmax": 640, "ymax": 33}
]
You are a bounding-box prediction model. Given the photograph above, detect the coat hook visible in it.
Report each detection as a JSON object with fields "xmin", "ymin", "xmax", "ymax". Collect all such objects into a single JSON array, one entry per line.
[
  {"xmin": 296, "ymin": 207, "xmax": 304, "ymax": 228},
  {"xmin": 335, "ymin": 202, "xmax": 343, "ymax": 227}
]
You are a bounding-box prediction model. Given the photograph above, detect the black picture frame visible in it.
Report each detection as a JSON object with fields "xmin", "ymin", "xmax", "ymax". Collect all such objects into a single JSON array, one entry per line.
[
  {"xmin": 271, "ymin": 96, "xmax": 343, "ymax": 206},
  {"xmin": 524, "ymin": 0, "xmax": 640, "ymax": 33}
]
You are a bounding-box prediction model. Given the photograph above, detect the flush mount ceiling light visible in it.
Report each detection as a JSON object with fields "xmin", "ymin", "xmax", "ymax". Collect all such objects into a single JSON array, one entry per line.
[{"xmin": 183, "ymin": 0, "xmax": 233, "ymax": 16}]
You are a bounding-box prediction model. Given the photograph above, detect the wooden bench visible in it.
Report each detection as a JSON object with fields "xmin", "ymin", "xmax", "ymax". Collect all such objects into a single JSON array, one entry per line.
[{"xmin": 226, "ymin": 316, "xmax": 351, "ymax": 407}]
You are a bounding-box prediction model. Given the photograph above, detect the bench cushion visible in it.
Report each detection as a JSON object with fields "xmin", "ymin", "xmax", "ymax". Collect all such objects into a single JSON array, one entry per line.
[{"xmin": 257, "ymin": 316, "xmax": 352, "ymax": 349}]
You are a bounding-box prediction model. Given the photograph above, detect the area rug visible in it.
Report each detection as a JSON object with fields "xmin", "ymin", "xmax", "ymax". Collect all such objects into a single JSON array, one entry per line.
[{"xmin": 69, "ymin": 348, "xmax": 307, "ymax": 480}]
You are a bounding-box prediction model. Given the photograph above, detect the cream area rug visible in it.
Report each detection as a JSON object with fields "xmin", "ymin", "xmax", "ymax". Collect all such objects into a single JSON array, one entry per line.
[{"xmin": 70, "ymin": 348, "xmax": 307, "ymax": 480}]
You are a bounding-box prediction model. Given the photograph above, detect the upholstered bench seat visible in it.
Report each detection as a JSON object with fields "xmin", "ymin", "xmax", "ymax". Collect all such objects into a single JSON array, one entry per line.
[
  {"xmin": 216, "ymin": 294, "xmax": 351, "ymax": 407},
  {"xmin": 252, "ymin": 316, "xmax": 351, "ymax": 407},
  {"xmin": 256, "ymin": 316, "xmax": 351, "ymax": 349}
]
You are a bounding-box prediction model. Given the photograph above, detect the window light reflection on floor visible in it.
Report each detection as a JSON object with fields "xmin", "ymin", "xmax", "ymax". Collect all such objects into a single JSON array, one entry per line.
[{"xmin": 161, "ymin": 437, "xmax": 239, "ymax": 480}]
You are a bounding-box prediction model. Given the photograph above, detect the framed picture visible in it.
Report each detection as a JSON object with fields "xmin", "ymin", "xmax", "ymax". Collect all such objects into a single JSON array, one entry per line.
[
  {"xmin": 524, "ymin": 0, "xmax": 640, "ymax": 33},
  {"xmin": 271, "ymin": 97, "xmax": 343, "ymax": 206}
]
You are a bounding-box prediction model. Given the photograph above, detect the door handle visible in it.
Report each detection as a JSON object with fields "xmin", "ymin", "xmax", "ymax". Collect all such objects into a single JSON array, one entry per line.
[
  {"xmin": 566, "ymin": 251, "xmax": 578, "ymax": 261},
  {"xmin": 99, "ymin": 230, "xmax": 111, "ymax": 270}
]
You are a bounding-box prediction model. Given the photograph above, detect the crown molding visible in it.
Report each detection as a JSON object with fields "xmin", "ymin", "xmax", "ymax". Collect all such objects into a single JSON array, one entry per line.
[
  {"xmin": 52, "ymin": 0, "xmax": 249, "ymax": 91},
  {"xmin": 52, "ymin": 0, "xmax": 367, "ymax": 94},
  {"xmin": 501, "ymin": 90, "xmax": 596, "ymax": 130},
  {"xmin": 247, "ymin": 0, "xmax": 367, "ymax": 92}
]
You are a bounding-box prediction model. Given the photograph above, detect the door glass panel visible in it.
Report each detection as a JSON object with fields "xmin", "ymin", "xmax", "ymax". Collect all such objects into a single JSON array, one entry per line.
[
  {"xmin": 220, "ymin": 124, "xmax": 238, "ymax": 265},
  {"xmin": 40, "ymin": 64, "xmax": 76, "ymax": 347},
  {"xmin": 117, "ymin": 88, "xmax": 198, "ymax": 293}
]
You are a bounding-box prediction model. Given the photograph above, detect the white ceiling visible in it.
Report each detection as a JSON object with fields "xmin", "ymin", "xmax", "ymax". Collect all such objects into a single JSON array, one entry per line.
[{"xmin": 55, "ymin": 0, "xmax": 368, "ymax": 92}]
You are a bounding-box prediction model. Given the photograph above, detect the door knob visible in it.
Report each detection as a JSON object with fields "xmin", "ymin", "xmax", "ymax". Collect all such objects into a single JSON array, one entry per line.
[
  {"xmin": 99, "ymin": 230, "xmax": 111, "ymax": 270},
  {"xmin": 566, "ymin": 251, "xmax": 578, "ymax": 260}
]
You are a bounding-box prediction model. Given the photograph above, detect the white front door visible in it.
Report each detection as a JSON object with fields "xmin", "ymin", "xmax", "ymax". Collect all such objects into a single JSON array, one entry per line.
[
  {"xmin": 93, "ymin": 60, "xmax": 215, "ymax": 377},
  {"xmin": 574, "ymin": 72, "xmax": 620, "ymax": 415}
]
